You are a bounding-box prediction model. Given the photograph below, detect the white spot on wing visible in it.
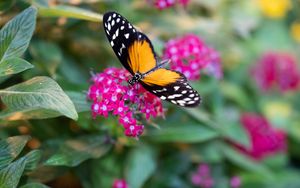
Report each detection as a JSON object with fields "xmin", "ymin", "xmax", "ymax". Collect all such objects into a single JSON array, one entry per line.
[
  {"xmin": 174, "ymin": 86, "xmax": 180, "ymax": 91},
  {"xmin": 111, "ymin": 20, "xmax": 115, "ymax": 26},
  {"xmin": 116, "ymin": 18, "xmax": 120, "ymax": 23},
  {"xmin": 124, "ymin": 33, "xmax": 130, "ymax": 39},
  {"xmin": 120, "ymin": 26, "xmax": 125, "ymax": 30},
  {"xmin": 171, "ymin": 100, "xmax": 177, "ymax": 104},
  {"xmin": 115, "ymin": 29, "xmax": 119, "ymax": 37},
  {"xmin": 108, "ymin": 16, "xmax": 111, "ymax": 21},
  {"xmin": 110, "ymin": 41, "xmax": 114, "ymax": 47},
  {"xmin": 181, "ymin": 90, "xmax": 187, "ymax": 94},
  {"xmin": 107, "ymin": 23, "xmax": 111, "ymax": 31},
  {"xmin": 113, "ymin": 13, "xmax": 116, "ymax": 18},
  {"xmin": 160, "ymin": 96, "xmax": 166, "ymax": 100}
]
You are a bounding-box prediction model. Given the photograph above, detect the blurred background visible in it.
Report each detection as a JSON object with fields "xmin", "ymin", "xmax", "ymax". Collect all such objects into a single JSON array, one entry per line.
[{"xmin": 1, "ymin": 0, "xmax": 300, "ymax": 187}]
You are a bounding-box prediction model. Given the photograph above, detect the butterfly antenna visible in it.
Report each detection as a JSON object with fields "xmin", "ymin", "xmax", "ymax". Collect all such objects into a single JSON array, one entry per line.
[{"xmin": 89, "ymin": 68, "xmax": 96, "ymax": 77}]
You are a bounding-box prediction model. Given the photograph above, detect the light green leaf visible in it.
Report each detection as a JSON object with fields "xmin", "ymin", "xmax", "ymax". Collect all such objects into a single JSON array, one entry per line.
[
  {"xmin": 0, "ymin": 135, "xmax": 30, "ymax": 170},
  {"xmin": 20, "ymin": 183, "xmax": 50, "ymax": 188},
  {"xmin": 0, "ymin": 76, "xmax": 78, "ymax": 120},
  {"xmin": 45, "ymin": 135, "xmax": 111, "ymax": 167},
  {"xmin": 38, "ymin": 5, "xmax": 102, "ymax": 22},
  {"xmin": 126, "ymin": 145, "xmax": 157, "ymax": 188},
  {"xmin": 146, "ymin": 124, "xmax": 219, "ymax": 143},
  {"xmin": 0, "ymin": 6, "xmax": 36, "ymax": 61},
  {"xmin": 0, "ymin": 58, "xmax": 33, "ymax": 77}
]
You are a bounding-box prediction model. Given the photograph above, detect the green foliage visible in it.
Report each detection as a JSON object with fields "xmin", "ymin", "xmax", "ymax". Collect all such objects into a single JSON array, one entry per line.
[
  {"xmin": 0, "ymin": 1, "xmax": 299, "ymax": 188},
  {"xmin": 0, "ymin": 136, "xmax": 41, "ymax": 188},
  {"xmin": 0, "ymin": 76, "xmax": 78, "ymax": 120}
]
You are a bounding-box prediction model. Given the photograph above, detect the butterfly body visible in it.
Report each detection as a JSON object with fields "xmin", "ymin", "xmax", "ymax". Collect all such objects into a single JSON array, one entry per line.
[{"xmin": 103, "ymin": 11, "xmax": 201, "ymax": 107}]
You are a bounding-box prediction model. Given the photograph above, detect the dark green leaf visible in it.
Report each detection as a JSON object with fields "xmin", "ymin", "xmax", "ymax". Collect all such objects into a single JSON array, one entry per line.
[
  {"xmin": 0, "ymin": 58, "xmax": 33, "ymax": 77},
  {"xmin": 0, "ymin": 76, "xmax": 78, "ymax": 120},
  {"xmin": 146, "ymin": 124, "xmax": 219, "ymax": 143},
  {"xmin": 45, "ymin": 135, "xmax": 111, "ymax": 167},
  {"xmin": 0, "ymin": 155, "xmax": 27, "ymax": 188},
  {"xmin": 126, "ymin": 145, "xmax": 157, "ymax": 188},
  {"xmin": 66, "ymin": 91, "xmax": 90, "ymax": 113},
  {"xmin": 0, "ymin": 6, "xmax": 36, "ymax": 61},
  {"xmin": 24, "ymin": 150, "xmax": 42, "ymax": 171},
  {"xmin": 0, "ymin": 135, "xmax": 30, "ymax": 170},
  {"xmin": 221, "ymin": 144, "xmax": 273, "ymax": 179}
]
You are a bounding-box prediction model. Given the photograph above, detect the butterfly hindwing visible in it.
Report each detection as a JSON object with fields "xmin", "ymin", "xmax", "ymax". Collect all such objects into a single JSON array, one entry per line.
[{"xmin": 142, "ymin": 70, "xmax": 201, "ymax": 107}]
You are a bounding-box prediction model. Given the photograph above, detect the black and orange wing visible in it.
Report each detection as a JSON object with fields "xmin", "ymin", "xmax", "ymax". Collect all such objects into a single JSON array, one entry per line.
[
  {"xmin": 103, "ymin": 11, "xmax": 201, "ymax": 107},
  {"xmin": 103, "ymin": 11, "xmax": 157, "ymax": 75},
  {"xmin": 141, "ymin": 69, "xmax": 201, "ymax": 107}
]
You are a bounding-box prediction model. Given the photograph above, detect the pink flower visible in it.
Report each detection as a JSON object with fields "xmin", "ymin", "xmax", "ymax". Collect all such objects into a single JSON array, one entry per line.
[
  {"xmin": 230, "ymin": 176, "xmax": 241, "ymax": 188},
  {"xmin": 87, "ymin": 67, "xmax": 164, "ymax": 138},
  {"xmin": 252, "ymin": 52, "xmax": 300, "ymax": 92},
  {"xmin": 191, "ymin": 163, "xmax": 214, "ymax": 188},
  {"xmin": 150, "ymin": 0, "xmax": 190, "ymax": 10},
  {"xmin": 112, "ymin": 179, "xmax": 128, "ymax": 188},
  {"xmin": 233, "ymin": 113, "xmax": 287, "ymax": 160},
  {"xmin": 163, "ymin": 34, "xmax": 222, "ymax": 80}
]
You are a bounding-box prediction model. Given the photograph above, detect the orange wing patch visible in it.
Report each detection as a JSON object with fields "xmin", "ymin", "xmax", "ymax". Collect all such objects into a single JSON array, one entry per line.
[
  {"xmin": 127, "ymin": 40, "xmax": 157, "ymax": 74},
  {"xmin": 142, "ymin": 69, "xmax": 181, "ymax": 86}
]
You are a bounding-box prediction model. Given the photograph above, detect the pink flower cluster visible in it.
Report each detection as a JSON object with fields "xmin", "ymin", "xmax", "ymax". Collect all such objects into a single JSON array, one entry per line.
[
  {"xmin": 252, "ymin": 52, "xmax": 300, "ymax": 92},
  {"xmin": 235, "ymin": 113, "xmax": 287, "ymax": 160},
  {"xmin": 191, "ymin": 163, "xmax": 214, "ymax": 188},
  {"xmin": 87, "ymin": 67, "xmax": 163, "ymax": 138},
  {"xmin": 112, "ymin": 179, "xmax": 128, "ymax": 188},
  {"xmin": 163, "ymin": 34, "xmax": 222, "ymax": 81},
  {"xmin": 191, "ymin": 164, "xmax": 242, "ymax": 188},
  {"xmin": 151, "ymin": 0, "xmax": 190, "ymax": 10}
]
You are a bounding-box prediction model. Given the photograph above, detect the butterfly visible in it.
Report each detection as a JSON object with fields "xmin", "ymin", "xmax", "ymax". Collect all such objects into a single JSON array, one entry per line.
[{"xmin": 103, "ymin": 11, "xmax": 201, "ymax": 107}]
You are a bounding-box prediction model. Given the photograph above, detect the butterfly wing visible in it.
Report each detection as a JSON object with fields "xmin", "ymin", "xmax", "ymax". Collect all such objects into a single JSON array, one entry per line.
[
  {"xmin": 103, "ymin": 11, "xmax": 201, "ymax": 107},
  {"xmin": 141, "ymin": 69, "xmax": 201, "ymax": 107},
  {"xmin": 103, "ymin": 11, "xmax": 157, "ymax": 75}
]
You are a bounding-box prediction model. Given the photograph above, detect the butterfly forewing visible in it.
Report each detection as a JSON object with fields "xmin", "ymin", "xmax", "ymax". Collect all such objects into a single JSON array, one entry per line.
[
  {"xmin": 103, "ymin": 11, "xmax": 157, "ymax": 75},
  {"xmin": 103, "ymin": 11, "xmax": 201, "ymax": 107}
]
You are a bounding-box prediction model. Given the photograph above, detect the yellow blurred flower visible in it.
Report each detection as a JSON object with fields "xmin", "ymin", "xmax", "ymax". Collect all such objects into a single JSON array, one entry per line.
[
  {"xmin": 263, "ymin": 101, "xmax": 292, "ymax": 122},
  {"xmin": 258, "ymin": 0, "xmax": 291, "ymax": 18},
  {"xmin": 291, "ymin": 22, "xmax": 300, "ymax": 42}
]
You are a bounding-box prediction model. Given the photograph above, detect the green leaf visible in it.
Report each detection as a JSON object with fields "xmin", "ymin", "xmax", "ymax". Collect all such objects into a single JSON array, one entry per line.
[
  {"xmin": 0, "ymin": 135, "xmax": 30, "ymax": 170},
  {"xmin": 38, "ymin": 5, "xmax": 102, "ymax": 22},
  {"xmin": 0, "ymin": 6, "xmax": 36, "ymax": 61},
  {"xmin": 0, "ymin": 76, "xmax": 78, "ymax": 120},
  {"xmin": 220, "ymin": 81, "xmax": 251, "ymax": 109},
  {"xmin": 24, "ymin": 150, "xmax": 42, "ymax": 171},
  {"xmin": 146, "ymin": 124, "xmax": 219, "ymax": 143},
  {"xmin": 0, "ymin": 58, "xmax": 33, "ymax": 77},
  {"xmin": 221, "ymin": 122, "xmax": 250, "ymax": 148},
  {"xmin": 20, "ymin": 183, "xmax": 50, "ymax": 188},
  {"xmin": 126, "ymin": 145, "xmax": 157, "ymax": 188},
  {"xmin": 29, "ymin": 40, "xmax": 62, "ymax": 76},
  {"xmin": 45, "ymin": 135, "xmax": 111, "ymax": 167},
  {"xmin": 0, "ymin": 156, "xmax": 27, "ymax": 188},
  {"xmin": 221, "ymin": 144, "xmax": 273, "ymax": 179},
  {"xmin": 0, "ymin": 149, "xmax": 42, "ymax": 188},
  {"xmin": 66, "ymin": 91, "xmax": 90, "ymax": 113}
]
